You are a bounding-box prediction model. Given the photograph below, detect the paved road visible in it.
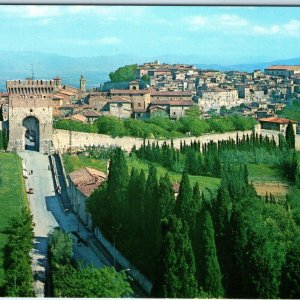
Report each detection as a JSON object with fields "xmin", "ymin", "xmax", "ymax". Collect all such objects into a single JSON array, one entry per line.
[{"xmin": 19, "ymin": 151, "xmax": 109, "ymax": 297}]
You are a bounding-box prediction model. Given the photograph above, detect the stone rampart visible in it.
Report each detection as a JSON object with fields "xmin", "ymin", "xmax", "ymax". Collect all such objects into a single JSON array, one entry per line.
[
  {"xmin": 53, "ymin": 129, "xmax": 254, "ymax": 152},
  {"xmin": 52, "ymin": 128, "xmax": 300, "ymax": 152}
]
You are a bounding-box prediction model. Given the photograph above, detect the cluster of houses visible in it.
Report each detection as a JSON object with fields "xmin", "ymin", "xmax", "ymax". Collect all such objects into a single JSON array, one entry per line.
[{"xmin": 1, "ymin": 63, "xmax": 300, "ymax": 126}]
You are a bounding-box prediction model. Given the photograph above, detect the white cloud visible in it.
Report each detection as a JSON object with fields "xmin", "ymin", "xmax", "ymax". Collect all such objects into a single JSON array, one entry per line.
[
  {"xmin": 1, "ymin": 6, "xmax": 61, "ymax": 18},
  {"xmin": 185, "ymin": 14, "xmax": 247, "ymax": 31},
  {"xmin": 60, "ymin": 36, "xmax": 121, "ymax": 46},
  {"xmin": 253, "ymin": 25, "xmax": 280, "ymax": 35},
  {"xmin": 95, "ymin": 37, "xmax": 121, "ymax": 45},
  {"xmin": 187, "ymin": 16, "xmax": 207, "ymax": 27},
  {"xmin": 218, "ymin": 14, "xmax": 248, "ymax": 26},
  {"xmin": 253, "ymin": 19, "xmax": 300, "ymax": 36}
]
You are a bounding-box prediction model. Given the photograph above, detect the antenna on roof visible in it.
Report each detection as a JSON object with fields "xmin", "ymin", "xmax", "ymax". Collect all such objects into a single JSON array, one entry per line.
[{"xmin": 31, "ymin": 64, "xmax": 34, "ymax": 80}]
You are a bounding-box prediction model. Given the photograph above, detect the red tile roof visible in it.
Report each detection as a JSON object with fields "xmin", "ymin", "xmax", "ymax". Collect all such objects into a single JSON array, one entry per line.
[
  {"xmin": 151, "ymin": 100, "xmax": 194, "ymax": 106},
  {"xmin": 69, "ymin": 167, "xmax": 107, "ymax": 197},
  {"xmin": 109, "ymin": 97, "xmax": 132, "ymax": 103},
  {"xmin": 82, "ymin": 110, "xmax": 101, "ymax": 117},
  {"xmin": 259, "ymin": 117, "xmax": 297, "ymax": 124},
  {"xmin": 110, "ymin": 89, "xmax": 150, "ymax": 95},
  {"xmin": 150, "ymin": 91, "xmax": 192, "ymax": 96}
]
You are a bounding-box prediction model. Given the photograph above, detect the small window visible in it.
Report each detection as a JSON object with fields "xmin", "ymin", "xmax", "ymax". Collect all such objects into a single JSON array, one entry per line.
[
  {"xmin": 30, "ymin": 109, "xmax": 33, "ymax": 112},
  {"xmin": 173, "ymin": 112, "xmax": 176, "ymax": 115},
  {"xmin": 138, "ymin": 103, "xmax": 141, "ymax": 107}
]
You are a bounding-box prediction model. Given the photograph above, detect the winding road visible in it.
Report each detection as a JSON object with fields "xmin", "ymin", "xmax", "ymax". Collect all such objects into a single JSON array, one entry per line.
[{"xmin": 19, "ymin": 150, "xmax": 109, "ymax": 297}]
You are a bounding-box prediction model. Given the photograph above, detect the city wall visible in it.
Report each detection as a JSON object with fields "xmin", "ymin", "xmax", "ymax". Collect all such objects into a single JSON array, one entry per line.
[
  {"xmin": 53, "ymin": 129, "xmax": 253, "ymax": 152},
  {"xmin": 53, "ymin": 128, "xmax": 300, "ymax": 152}
]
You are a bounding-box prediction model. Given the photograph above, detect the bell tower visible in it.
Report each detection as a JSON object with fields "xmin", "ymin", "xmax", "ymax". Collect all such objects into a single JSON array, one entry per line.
[{"xmin": 80, "ymin": 74, "xmax": 86, "ymax": 92}]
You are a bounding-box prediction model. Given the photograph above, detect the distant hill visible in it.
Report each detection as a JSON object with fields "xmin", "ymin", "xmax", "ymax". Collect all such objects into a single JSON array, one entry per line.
[{"xmin": 1, "ymin": 50, "xmax": 300, "ymax": 91}]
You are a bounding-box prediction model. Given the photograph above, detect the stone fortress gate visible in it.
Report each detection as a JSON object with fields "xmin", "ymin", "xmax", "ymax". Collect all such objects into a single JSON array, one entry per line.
[{"xmin": 6, "ymin": 78, "xmax": 61, "ymax": 153}]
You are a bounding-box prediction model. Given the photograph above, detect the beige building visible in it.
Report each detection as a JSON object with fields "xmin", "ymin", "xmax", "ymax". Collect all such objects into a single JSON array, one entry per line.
[
  {"xmin": 265, "ymin": 66, "xmax": 300, "ymax": 77},
  {"xmin": 109, "ymin": 89, "xmax": 151, "ymax": 111},
  {"xmin": 199, "ymin": 87, "xmax": 239, "ymax": 111},
  {"xmin": 150, "ymin": 90, "xmax": 193, "ymax": 101},
  {"xmin": 108, "ymin": 98, "xmax": 132, "ymax": 118}
]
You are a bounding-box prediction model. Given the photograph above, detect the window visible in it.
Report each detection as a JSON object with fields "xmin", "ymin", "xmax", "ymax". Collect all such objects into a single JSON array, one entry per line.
[
  {"xmin": 138, "ymin": 103, "xmax": 141, "ymax": 107},
  {"xmin": 30, "ymin": 109, "xmax": 33, "ymax": 112}
]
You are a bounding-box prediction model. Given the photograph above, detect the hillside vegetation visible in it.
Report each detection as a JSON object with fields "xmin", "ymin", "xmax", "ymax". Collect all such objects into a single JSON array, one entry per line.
[{"xmin": 55, "ymin": 113, "xmax": 257, "ymax": 139}]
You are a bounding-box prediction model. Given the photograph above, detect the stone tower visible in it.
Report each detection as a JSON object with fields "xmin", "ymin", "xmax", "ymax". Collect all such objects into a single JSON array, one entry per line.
[
  {"xmin": 7, "ymin": 79, "xmax": 54, "ymax": 154},
  {"xmin": 129, "ymin": 81, "xmax": 139, "ymax": 91},
  {"xmin": 53, "ymin": 77, "xmax": 62, "ymax": 92},
  {"xmin": 80, "ymin": 74, "xmax": 86, "ymax": 92}
]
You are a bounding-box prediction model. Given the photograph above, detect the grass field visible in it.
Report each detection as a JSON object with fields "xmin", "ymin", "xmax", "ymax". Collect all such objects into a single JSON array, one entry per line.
[
  {"xmin": 247, "ymin": 163, "xmax": 287, "ymax": 182},
  {"xmin": 0, "ymin": 152, "xmax": 27, "ymax": 290},
  {"xmin": 63, "ymin": 154, "xmax": 221, "ymax": 192}
]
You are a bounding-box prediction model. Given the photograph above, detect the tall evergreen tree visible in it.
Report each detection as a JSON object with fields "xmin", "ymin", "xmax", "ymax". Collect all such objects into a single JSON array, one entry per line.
[
  {"xmin": 159, "ymin": 173, "xmax": 175, "ymax": 219},
  {"xmin": 175, "ymin": 171, "xmax": 193, "ymax": 223},
  {"xmin": 144, "ymin": 164, "xmax": 161, "ymax": 270},
  {"xmin": 196, "ymin": 210, "xmax": 223, "ymax": 297},
  {"xmin": 152, "ymin": 216, "xmax": 197, "ymax": 298},
  {"xmin": 286, "ymin": 121, "xmax": 295, "ymax": 149},
  {"xmin": 280, "ymin": 235, "xmax": 300, "ymax": 299},
  {"xmin": 107, "ymin": 148, "xmax": 129, "ymax": 233}
]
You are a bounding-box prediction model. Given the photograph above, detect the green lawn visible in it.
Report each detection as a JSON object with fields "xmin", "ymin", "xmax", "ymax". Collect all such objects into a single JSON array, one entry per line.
[
  {"xmin": 63, "ymin": 154, "xmax": 221, "ymax": 192},
  {"xmin": 0, "ymin": 153, "xmax": 27, "ymax": 290},
  {"xmin": 247, "ymin": 163, "xmax": 286, "ymax": 182}
]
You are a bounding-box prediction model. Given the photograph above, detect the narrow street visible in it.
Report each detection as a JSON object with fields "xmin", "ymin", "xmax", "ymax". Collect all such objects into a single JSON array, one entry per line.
[{"xmin": 18, "ymin": 150, "xmax": 109, "ymax": 297}]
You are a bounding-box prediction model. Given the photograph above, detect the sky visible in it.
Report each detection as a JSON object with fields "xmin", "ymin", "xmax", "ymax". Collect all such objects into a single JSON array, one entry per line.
[{"xmin": 1, "ymin": 5, "xmax": 300, "ymax": 64}]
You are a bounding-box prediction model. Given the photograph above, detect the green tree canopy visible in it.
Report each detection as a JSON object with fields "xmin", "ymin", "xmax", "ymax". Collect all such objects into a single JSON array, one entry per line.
[{"xmin": 109, "ymin": 64, "xmax": 138, "ymax": 82}]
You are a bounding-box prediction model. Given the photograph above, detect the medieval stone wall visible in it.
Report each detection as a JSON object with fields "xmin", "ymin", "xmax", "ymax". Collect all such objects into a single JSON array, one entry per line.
[{"xmin": 53, "ymin": 128, "xmax": 300, "ymax": 152}]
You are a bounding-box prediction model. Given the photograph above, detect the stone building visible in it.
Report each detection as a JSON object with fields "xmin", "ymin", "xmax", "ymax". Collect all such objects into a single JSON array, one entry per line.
[
  {"xmin": 258, "ymin": 117, "xmax": 297, "ymax": 133},
  {"xmin": 109, "ymin": 89, "xmax": 151, "ymax": 111},
  {"xmin": 7, "ymin": 79, "xmax": 58, "ymax": 153},
  {"xmin": 265, "ymin": 66, "xmax": 300, "ymax": 78},
  {"xmin": 69, "ymin": 167, "xmax": 107, "ymax": 229},
  {"xmin": 199, "ymin": 87, "xmax": 239, "ymax": 111}
]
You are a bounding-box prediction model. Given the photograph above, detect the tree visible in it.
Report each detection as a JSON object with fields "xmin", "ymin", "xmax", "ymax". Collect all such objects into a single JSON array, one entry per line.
[
  {"xmin": 107, "ymin": 148, "xmax": 129, "ymax": 232},
  {"xmin": 4, "ymin": 209, "xmax": 34, "ymax": 297},
  {"xmin": 109, "ymin": 64, "xmax": 138, "ymax": 82},
  {"xmin": 152, "ymin": 216, "xmax": 197, "ymax": 298},
  {"xmin": 196, "ymin": 210, "xmax": 223, "ymax": 297},
  {"xmin": 286, "ymin": 121, "xmax": 295, "ymax": 149},
  {"xmin": 144, "ymin": 164, "xmax": 161, "ymax": 270},
  {"xmin": 184, "ymin": 106, "xmax": 202, "ymax": 118},
  {"xmin": 175, "ymin": 171, "xmax": 193, "ymax": 223},
  {"xmin": 49, "ymin": 228, "xmax": 73, "ymax": 267},
  {"xmin": 280, "ymin": 235, "xmax": 300, "ymax": 299},
  {"xmin": 159, "ymin": 173, "xmax": 175, "ymax": 219}
]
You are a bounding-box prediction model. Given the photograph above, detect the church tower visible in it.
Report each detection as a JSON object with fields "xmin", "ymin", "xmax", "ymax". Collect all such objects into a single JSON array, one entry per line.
[{"xmin": 80, "ymin": 74, "xmax": 86, "ymax": 92}]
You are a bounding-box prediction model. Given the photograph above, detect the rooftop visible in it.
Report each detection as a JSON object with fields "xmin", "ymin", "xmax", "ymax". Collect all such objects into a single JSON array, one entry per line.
[
  {"xmin": 259, "ymin": 117, "xmax": 297, "ymax": 124},
  {"xmin": 69, "ymin": 167, "xmax": 107, "ymax": 197},
  {"xmin": 265, "ymin": 65, "xmax": 300, "ymax": 71}
]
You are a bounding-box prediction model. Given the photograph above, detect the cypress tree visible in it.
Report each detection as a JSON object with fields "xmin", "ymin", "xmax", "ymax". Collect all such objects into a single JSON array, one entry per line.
[
  {"xmin": 107, "ymin": 148, "xmax": 129, "ymax": 232},
  {"xmin": 286, "ymin": 121, "xmax": 295, "ymax": 149},
  {"xmin": 175, "ymin": 171, "xmax": 193, "ymax": 222},
  {"xmin": 197, "ymin": 210, "xmax": 223, "ymax": 297},
  {"xmin": 144, "ymin": 164, "xmax": 161, "ymax": 271},
  {"xmin": 159, "ymin": 173, "xmax": 175, "ymax": 219},
  {"xmin": 152, "ymin": 216, "xmax": 197, "ymax": 298},
  {"xmin": 280, "ymin": 236, "xmax": 300, "ymax": 299}
]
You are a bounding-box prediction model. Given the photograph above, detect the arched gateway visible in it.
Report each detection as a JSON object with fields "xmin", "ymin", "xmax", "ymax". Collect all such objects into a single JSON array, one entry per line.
[
  {"xmin": 7, "ymin": 80, "xmax": 54, "ymax": 153},
  {"xmin": 22, "ymin": 116, "xmax": 40, "ymax": 151}
]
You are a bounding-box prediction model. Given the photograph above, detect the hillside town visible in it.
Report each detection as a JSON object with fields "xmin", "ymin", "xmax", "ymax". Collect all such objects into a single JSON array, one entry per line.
[{"xmin": 1, "ymin": 63, "xmax": 300, "ymax": 125}]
